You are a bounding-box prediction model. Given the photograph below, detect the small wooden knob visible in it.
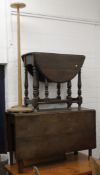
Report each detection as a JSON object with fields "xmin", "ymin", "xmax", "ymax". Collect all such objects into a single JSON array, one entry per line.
[{"xmin": 10, "ymin": 2, "xmax": 26, "ymax": 9}]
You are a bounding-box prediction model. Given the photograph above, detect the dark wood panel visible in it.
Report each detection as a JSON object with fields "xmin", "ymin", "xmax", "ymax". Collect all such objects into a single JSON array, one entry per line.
[{"xmin": 13, "ymin": 109, "xmax": 96, "ymax": 162}]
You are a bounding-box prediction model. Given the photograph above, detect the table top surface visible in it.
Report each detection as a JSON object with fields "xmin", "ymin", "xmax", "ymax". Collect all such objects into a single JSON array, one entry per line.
[
  {"xmin": 6, "ymin": 107, "xmax": 95, "ymax": 116},
  {"xmin": 5, "ymin": 153, "xmax": 92, "ymax": 175}
]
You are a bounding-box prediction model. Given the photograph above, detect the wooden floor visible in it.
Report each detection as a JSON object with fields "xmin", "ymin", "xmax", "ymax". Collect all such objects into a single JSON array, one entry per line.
[{"xmin": 5, "ymin": 153, "xmax": 92, "ymax": 175}]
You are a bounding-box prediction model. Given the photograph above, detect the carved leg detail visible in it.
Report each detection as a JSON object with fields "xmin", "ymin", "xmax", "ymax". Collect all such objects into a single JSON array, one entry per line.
[{"xmin": 88, "ymin": 149, "xmax": 92, "ymax": 159}]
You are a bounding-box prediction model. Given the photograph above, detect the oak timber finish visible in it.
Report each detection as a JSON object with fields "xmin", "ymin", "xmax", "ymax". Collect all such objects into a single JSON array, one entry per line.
[
  {"xmin": 5, "ymin": 52, "xmax": 96, "ymax": 174},
  {"xmin": 22, "ymin": 52, "xmax": 85, "ymax": 109},
  {"xmin": 15, "ymin": 109, "xmax": 96, "ymax": 162},
  {"xmin": 5, "ymin": 153, "xmax": 92, "ymax": 175},
  {"xmin": 6, "ymin": 108, "xmax": 96, "ymax": 171},
  {"xmin": 22, "ymin": 52, "xmax": 85, "ymax": 82}
]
